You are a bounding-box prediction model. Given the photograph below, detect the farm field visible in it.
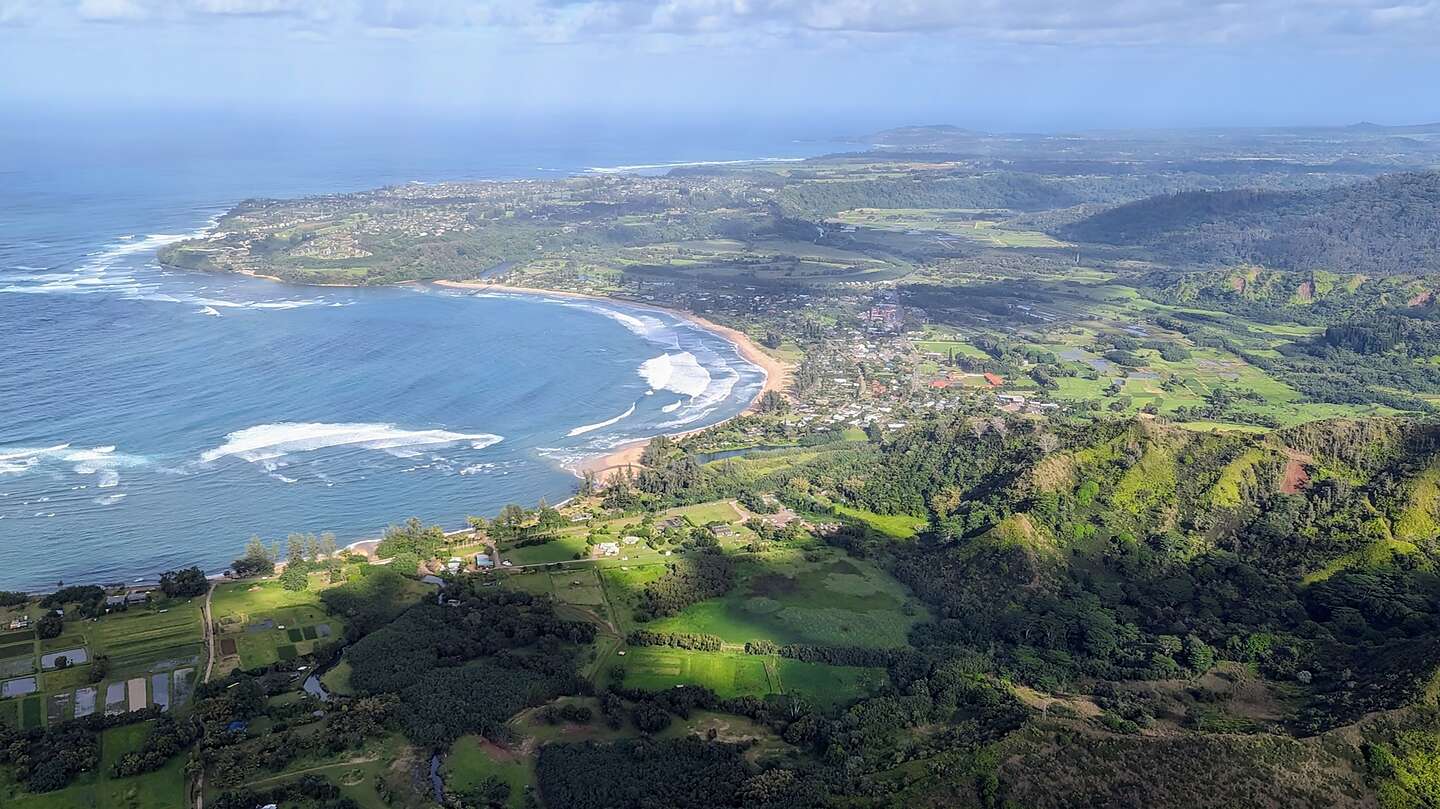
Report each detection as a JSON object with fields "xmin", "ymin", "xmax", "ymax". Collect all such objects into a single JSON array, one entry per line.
[
  {"xmin": 89, "ymin": 599, "xmax": 204, "ymax": 679},
  {"xmin": 0, "ymin": 595, "xmax": 203, "ymax": 731},
  {"xmin": 615, "ymin": 647, "xmax": 775, "ymax": 698},
  {"xmin": 210, "ymin": 579, "xmax": 342, "ymax": 671},
  {"xmin": 835, "ymin": 207, "xmax": 1068, "ymax": 247},
  {"xmin": 496, "ymin": 499, "xmax": 754, "ymax": 568},
  {"xmin": 633, "ymin": 549, "xmax": 926, "ymax": 648}
]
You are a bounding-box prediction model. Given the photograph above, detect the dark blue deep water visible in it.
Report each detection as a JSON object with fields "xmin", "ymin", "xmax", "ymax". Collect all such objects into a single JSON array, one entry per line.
[{"xmin": 0, "ymin": 111, "xmax": 830, "ymax": 589}]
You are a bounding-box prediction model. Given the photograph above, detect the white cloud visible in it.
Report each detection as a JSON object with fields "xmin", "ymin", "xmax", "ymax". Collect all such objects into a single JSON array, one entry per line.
[
  {"xmin": 76, "ymin": 0, "xmax": 151, "ymax": 21},
  {"xmin": 29, "ymin": 0, "xmax": 1440, "ymax": 49},
  {"xmin": 0, "ymin": 0, "xmax": 38, "ymax": 26},
  {"xmin": 188, "ymin": 0, "xmax": 310, "ymax": 15}
]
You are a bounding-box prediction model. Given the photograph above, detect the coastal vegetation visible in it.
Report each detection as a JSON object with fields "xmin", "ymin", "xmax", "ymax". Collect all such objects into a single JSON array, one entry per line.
[{"xmin": 11, "ymin": 124, "xmax": 1440, "ymax": 807}]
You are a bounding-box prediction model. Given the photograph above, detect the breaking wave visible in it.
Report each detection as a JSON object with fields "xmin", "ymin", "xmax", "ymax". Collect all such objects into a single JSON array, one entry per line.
[
  {"xmin": 0, "ymin": 443, "xmax": 147, "ymax": 487},
  {"xmin": 639, "ymin": 352, "xmax": 711, "ymax": 397},
  {"xmin": 199, "ymin": 422, "xmax": 504, "ymax": 465},
  {"xmin": 567, "ymin": 402, "xmax": 638, "ymax": 437},
  {"xmin": 1, "ymin": 228, "xmax": 338, "ymax": 312}
]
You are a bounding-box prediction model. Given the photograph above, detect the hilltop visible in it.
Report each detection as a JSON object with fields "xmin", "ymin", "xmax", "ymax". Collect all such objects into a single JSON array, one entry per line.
[{"xmin": 1061, "ymin": 172, "xmax": 1440, "ymax": 274}]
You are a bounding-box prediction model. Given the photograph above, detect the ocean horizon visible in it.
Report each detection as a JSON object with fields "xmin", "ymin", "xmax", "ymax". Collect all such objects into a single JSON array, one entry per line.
[{"xmin": 0, "ymin": 114, "xmax": 833, "ymax": 591}]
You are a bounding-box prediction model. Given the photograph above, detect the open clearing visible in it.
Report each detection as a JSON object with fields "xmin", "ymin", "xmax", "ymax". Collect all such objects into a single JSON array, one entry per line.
[
  {"xmin": 628, "ymin": 550, "xmax": 926, "ymax": 648},
  {"xmin": 210, "ymin": 579, "xmax": 344, "ymax": 670}
]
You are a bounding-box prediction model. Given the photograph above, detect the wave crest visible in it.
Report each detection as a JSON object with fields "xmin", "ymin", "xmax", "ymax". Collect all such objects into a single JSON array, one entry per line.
[
  {"xmin": 0, "ymin": 443, "xmax": 146, "ymax": 487},
  {"xmin": 639, "ymin": 352, "xmax": 711, "ymax": 397},
  {"xmin": 567, "ymin": 402, "xmax": 637, "ymax": 437},
  {"xmin": 200, "ymin": 422, "xmax": 503, "ymax": 464}
]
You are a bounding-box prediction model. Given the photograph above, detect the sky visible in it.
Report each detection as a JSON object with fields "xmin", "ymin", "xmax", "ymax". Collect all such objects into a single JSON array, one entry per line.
[{"xmin": 2, "ymin": 1, "xmax": 1439, "ymax": 131}]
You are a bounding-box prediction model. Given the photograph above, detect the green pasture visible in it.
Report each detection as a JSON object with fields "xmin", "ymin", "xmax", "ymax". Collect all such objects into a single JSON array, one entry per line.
[
  {"xmin": 611, "ymin": 646, "xmax": 885, "ymax": 706},
  {"xmin": 499, "ymin": 534, "xmax": 588, "ymax": 566},
  {"xmin": 633, "ymin": 550, "xmax": 925, "ymax": 648},
  {"xmin": 89, "ymin": 599, "xmax": 205, "ymax": 677},
  {"xmin": 775, "ymin": 659, "xmax": 887, "ymax": 708},
  {"xmin": 210, "ymin": 580, "xmax": 343, "ymax": 670},
  {"xmin": 835, "ymin": 208, "xmax": 1066, "ymax": 248},
  {"xmin": 616, "ymin": 648, "xmax": 775, "ymax": 699},
  {"xmin": 444, "ymin": 735, "xmax": 533, "ymax": 809},
  {"xmin": 829, "ymin": 504, "xmax": 925, "ymax": 539}
]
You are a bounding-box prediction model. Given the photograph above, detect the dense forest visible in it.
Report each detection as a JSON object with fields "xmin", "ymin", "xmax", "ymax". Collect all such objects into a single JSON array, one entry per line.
[
  {"xmin": 344, "ymin": 584, "xmax": 595, "ymax": 746},
  {"xmin": 775, "ymin": 168, "xmax": 1364, "ymax": 219},
  {"xmin": 1062, "ymin": 172, "xmax": 1440, "ymax": 274}
]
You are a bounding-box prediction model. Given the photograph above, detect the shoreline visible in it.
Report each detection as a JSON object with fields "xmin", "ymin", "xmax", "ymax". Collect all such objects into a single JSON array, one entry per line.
[{"xmin": 434, "ymin": 280, "xmax": 793, "ymax": 481}]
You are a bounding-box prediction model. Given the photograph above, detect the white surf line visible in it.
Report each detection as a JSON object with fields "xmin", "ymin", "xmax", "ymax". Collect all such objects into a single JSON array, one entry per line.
[{"xmin": 567, "ymin": 402, "xmax": 638, "ymax": 437}]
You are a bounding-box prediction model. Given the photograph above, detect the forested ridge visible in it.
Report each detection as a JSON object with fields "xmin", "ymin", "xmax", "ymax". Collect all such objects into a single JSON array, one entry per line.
[
  {"xmin": 870, "ymin": 415, "xmax": 1440, "ymax": 730},
  {"xmin": 1062, "ymin": 171, "xmax": 1440, "ymax": 274}
]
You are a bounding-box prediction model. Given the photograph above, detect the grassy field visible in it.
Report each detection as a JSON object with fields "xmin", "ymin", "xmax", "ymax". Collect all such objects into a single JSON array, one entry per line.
[
  {"xmin": 914, "ymin": 339, "xmax": 991, "ymax": 360},
  {"xmin": 616, "ymin": 647, "xmax": 776, "ymax": 698},
  {"xmin": 836, "ymin": 208, "xmax": 1067, "ymax": 247},
  {"xmin": 211, "ymin": 579, "xmax": 345, "ymax": 670},
  {"xmin": 497, "ymin": 500, "xmax": 751, "ymax": 568},
  {"xmin": 830, "ymin": 504, "xmax": 926, "ymax": 539},
  {"xmin": 321, "ymin": 659, "xmax": 356, "ymax": 696},
  {"xmin": 444, "ymin": 735, "xmax": 533, "ymax": 809},
  {"xmin": 602, "ymin": 235, "xmax": 910, "ymax": 284},
  {"xmin": 775, "ymin": 659, "xmax": 887, "ymax": 708},
  {"xmin": 503, "ymin": 568, "xmax": 609, "ymax": 610},
  {"xmin": 498, "ymin": 534, "xmax": 589, "ymax": 566},
  {"xmin": 634, "ymin": 550, "xmax": 926, "ymax": 648},
  {"xmin": 610, "ymin": 646, "xmax": 886, "ymax": 706},
  {"xmin": 89, "ymin": 599, "xmax": 205, "ymax": 678}
]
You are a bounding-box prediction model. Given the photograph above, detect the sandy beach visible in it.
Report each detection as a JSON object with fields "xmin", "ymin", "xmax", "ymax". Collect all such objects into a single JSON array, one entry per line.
[{"xmin": 435, "ymin": 280, "xmax": 794, "ymax": 482}]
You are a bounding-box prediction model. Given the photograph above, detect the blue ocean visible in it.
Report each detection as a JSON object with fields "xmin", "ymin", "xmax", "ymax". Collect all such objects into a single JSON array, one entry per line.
[{"xmin": 0, "ymin": 111, "xmax": 836, "ymax": 590}]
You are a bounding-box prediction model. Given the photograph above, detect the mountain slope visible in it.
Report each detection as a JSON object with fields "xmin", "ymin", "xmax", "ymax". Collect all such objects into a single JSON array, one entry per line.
[
  {"xmin": 868, "ymin": 415, "xmax": 1440, "ymax": 730},
  {"xmin": 1061, "ymin": 172, "xmax": 1440, "ymax": 274}
]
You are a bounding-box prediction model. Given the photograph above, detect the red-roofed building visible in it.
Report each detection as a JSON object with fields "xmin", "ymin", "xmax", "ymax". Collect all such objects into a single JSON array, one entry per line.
[
  {"xmin": 984, "ymin": 373, "xmax": 1004, "ymax": 387},
  {"xmin": 928, "ymin": 379, "xmax": 952, "ymax": 389}
]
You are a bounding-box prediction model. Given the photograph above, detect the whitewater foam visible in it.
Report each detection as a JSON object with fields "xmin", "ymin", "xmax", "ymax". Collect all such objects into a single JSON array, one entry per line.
[
  {"xmin": 1, "ymin": 228, "xmax": 337, "ymax": 312},
  {"xmin": 567, "ymin": 402, "xmax": 638, "ymax": 437},
  {"xmin": 200, "ymin": 422, "xmax": 504, "ymax": 465},
  {"xmin": 557, "ymin": 301, "xmax": 675, "ymax": 344},
  {"xmin": 0, "ymin": 443, "xmax": 146, "ymax": 487},
  {"xmin": 657, "ymin": 361, "xmax": 743, "ymax": 429},
  {"xmin": 639, "ymin": 352, "xmax": 712, "ymax": 398}
]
